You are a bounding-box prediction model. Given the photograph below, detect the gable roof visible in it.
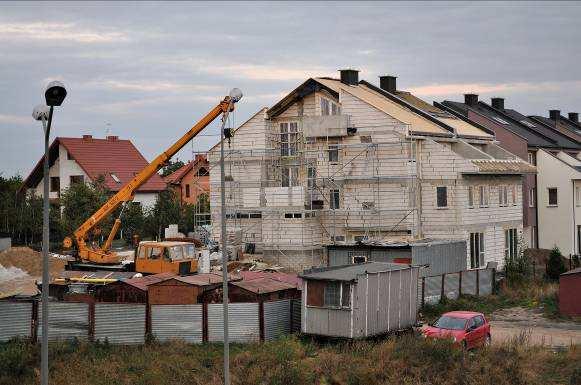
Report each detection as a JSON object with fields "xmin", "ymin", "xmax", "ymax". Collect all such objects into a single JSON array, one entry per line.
[
  {"xmin": 22, "ymin": 136, "xmax": 166, "ymax": 192},
  {"xmin": 163, "ymin": 155, "xmax": 208, "ymax": 185},
  {"xmin": 529, "ymin": 115, "xmax": 581, "ymax": 143},
  {"xmin": 440, "ymin": 100, "xmax": 558, "ymax": 148}
]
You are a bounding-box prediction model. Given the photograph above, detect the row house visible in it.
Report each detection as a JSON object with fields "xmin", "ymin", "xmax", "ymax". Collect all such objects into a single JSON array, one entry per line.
[
  {"xmin": 208, "ymin": 70, "xmax": 535, "ymax": 271},
  {"xmin": 442, "ymin": 96, "xmax": 581, "ymax": 255}
]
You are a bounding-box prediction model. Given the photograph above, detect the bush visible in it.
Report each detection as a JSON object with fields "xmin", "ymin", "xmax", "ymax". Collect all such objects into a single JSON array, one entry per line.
[
  {"xmin": 504, "ymin": 235, "xmax": 532, "ymax": 286},
  {"xmin": 546, "ymin": 247, "xmax": 566, "ymax": 281}
]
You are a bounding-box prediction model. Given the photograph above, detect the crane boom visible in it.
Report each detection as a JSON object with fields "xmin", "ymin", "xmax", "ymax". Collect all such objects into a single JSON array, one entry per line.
[{"xmin": 66, "ymin": 90, "xmax": 241, "ymax": 264}]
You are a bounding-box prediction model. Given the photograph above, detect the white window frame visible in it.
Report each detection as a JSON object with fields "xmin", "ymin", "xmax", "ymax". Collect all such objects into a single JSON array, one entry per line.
[
  {"xmin": 281, "ymin": 166, "xmax": 299, "ymax": 187},
  {"xmin": 320, "ymin": 96, "xmax": 341, "ymax": 116},
  {"xmin": 529, "ymin": 187, "xmax": 536, "ymax": 208},
  {"xmin": 323, "ymin": 281, "xmax": 351, "ymax": 308},
  {"xmin": 548, "ymin": 187, "xmax": 558, "ymax": 207},
  {"xmin": 330, "ymin": 189, "xmax": 340, "ymax": 209},
  {"xmin": 328, "ymin": 144, "xmax": 339, "ymax": 163},
  {"xmin": 280, "ymin": 121, "xmax": 298, "ymax": 157},
  {"xmin": 576, "ymin": 186, "xmax": 581, "ymax": 207},
  {"xmin": 468, "ymin": 186, "xmax": 474, "ymax": 208},
  {"xmin": 528, "ymin": 152, "xmax": 536, "ymax": 165},
  {"xmin": 469, "ymin": 232, "xmax": 485, "ymax": 269},
  {"xmin": 504, "ymin": 228, "xmax": 518, "ymax": 260},
  {"xmin": 479, "ymin": 185, "xmax": 489, "ymax": 207},
  {"xmin": 498, "ymin": 186, "xmax": 508, "ymax": 207},
  {"xmin": 512, "ymin": 185, "xmax": 517, "ymax": 206}
]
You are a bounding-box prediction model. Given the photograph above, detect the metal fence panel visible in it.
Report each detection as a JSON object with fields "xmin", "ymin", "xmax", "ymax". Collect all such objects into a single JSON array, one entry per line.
[
  {"xmin": 264, "ymin": 300, "xmax": 290, "ymax": 341},
  {"xmin": 151, "ymin": 304, "xmax": 203, "ymax": 343},
  {"xmin": 461, "ymin": 271, "xmax": 477, "ymax": 295},
  {"xmin": 208, "ymin": 303, "xmax": 259, "ymax": 343},
  {"xmin": 424, "ymin": 276, "xmax": 442, "ymax": 304},
  {"xmin": 479, "ymin": 269, "xmax": 493, "ymax": 295},
  {"xmin": 291, "ymin": 299, "xmax": 301, "ymax": 333},
  {"xmin": 38, "ymin": 302, "xmax": 88, "ymax": 341},
  {"xmin": 0, "ymin": 302, "xmax": 32, "ymax": 341},
  {"xmin": 444, "ymin": 273, "xmax": 460, "ymax": 299},
  {"xmin": 94, "ymin": 303, "xmax": 145, "ymax": 344}
]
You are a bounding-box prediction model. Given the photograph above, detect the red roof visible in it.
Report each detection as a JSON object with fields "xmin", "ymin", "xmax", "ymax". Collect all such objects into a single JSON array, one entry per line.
[
  {"xmin": 238, "ymin": 271, "xmax": 301, "ymax": 289},
  {"xmin": 22, "ymin": 135, "xmax": 166, "ymax": 193},
  {"xmin": 122, "ymin": 272, "xmax": 176, "ymax": 291},
  {"xmin": 231, "ymin": 277, "xmax": 296, "ymax": 294},
  {"xmin": 163, "ymin": 154, "xmax": 208, "ymax": 185}
]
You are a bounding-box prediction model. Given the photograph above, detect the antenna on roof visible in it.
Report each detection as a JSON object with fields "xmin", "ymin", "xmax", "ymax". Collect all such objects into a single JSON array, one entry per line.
[{"xmin": 105, "ymin": 121, "xmax": 112, "ymax": 137}]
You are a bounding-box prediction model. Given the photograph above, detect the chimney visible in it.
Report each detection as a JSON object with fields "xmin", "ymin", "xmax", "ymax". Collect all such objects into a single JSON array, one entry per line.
[
  {"xmin": 379, "ymin": 75, "xmax": 397, "ymax": 93},
  {"xmin": 491, "ymin": 97, "xmax": 505, "ymax": 110},
  {"xmin": 464, "ymin": 94, "xmax": 479, "ymax": 107},
  {"xmin": 549, "ymin": 109, "xmax": 560, "ymax": 121},
  {"xmin": 568, "ymin": 112, "xmax": 579, "ymax": 123},
  {"xmin": 82, "ymin": 134, "xmax": 92, "ymax": 140},
  {"xmin": 339, "ymin": 69, "xmax": 359, "ymax": 86},
  {"xmin": 106, "ymin": 135, "xmax": 118, "ymax": 141}
]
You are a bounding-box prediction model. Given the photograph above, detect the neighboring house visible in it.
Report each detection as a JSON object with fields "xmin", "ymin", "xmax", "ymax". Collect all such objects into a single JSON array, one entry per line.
[
  {"xmin": 164, "ymin": 154, "xmax": 210, "ymax": 205},
  {"xmin": 22, "ymin": 135, "xmax": 166, "ymax": 207},
  {"xmin": 536, "ymin": 150, "xmax": 581, "ymax": 256},
  {"xmin": 530, "ymin": 110, "xmax": 581, "ymax": 144},
  {"xmin": 208, "ymin": 70, "xmax": 534, "ymax": 271},
  {"xmin": 441, "ymin": 96, "xmax": 581, "ymax": 251}
]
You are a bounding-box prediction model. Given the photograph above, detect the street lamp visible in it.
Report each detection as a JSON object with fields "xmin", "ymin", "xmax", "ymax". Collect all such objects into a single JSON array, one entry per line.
[{"xmin": 32, "ymin": 80, "xmax": 67, "ymax": 385}]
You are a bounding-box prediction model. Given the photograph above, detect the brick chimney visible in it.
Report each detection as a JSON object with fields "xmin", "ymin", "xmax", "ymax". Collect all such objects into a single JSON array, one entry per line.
[
  {"xmin": 568, "ymin": 112, "xmax": 579, "ymax": 123},
  {"xmin": 106, "ymin": 135, "xmax": 119, "ymax": 141},
  {"xmin": 464, "ymin": 94, "xmax": 479, "ymax": 107},
  {"xmin": 379, "ymin": 75, "xmax": 397, "ymax": 93},
  {"xmin": 82, "ymin": 134, "xmax": 92, "ymax": 140},
  {"xmin": 491, "ymin": 97, "xmax": 505, "ymax": 110},
  {"xmin": 549, "ymin": 109, "xmax": 560, "ymax": 121},
  {"xmin": 339, "ymin": 69, "xmax": 359, "ymax": 86}
]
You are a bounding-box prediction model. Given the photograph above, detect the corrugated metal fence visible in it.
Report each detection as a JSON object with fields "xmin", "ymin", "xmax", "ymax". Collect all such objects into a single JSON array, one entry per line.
[
  {"xmin": 208, "ymin": 303, "xmax": 260, "ymax": 343},
  {"xmin": 38, "ymin": 302, "xmax": 89, "ymax": 341},
  {"xmin": 263, "ymin": 300, "xmax": 290, "ymax": 341},
  {"xmin": 151, "ymin": 304, "xmax": 203, "ymax": 343},
  {"xmin": 420, "ymin": 267, "xmax": 495, "ymax": 307},
  {"xmin": 0, "ymin": 301, "xmax": 32, "ymax": 342},
  {"xmin": 94, "ymin": 303, "xmax": 146, "ymax": 344}
]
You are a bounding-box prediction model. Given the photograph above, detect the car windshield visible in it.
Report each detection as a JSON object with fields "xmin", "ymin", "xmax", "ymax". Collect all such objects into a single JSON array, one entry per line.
[{"xmin": 433, "ymin": 315, "xmax": 467, "ymax": 330}]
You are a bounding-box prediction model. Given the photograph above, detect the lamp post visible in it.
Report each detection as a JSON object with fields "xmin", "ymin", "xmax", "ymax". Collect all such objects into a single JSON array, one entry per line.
[
  {"xmin": 219, "ymin": 88, "xmax": 242, "ymax": 385},
  {"xmin": 32, "ymin": 80, "xmax": 67, "ymax": 385}
]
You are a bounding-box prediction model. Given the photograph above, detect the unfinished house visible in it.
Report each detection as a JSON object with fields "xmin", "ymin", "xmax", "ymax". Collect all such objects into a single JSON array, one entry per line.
[{"xmin": 208, "ymin": 70, "xmax": 535, "ymax": 271}]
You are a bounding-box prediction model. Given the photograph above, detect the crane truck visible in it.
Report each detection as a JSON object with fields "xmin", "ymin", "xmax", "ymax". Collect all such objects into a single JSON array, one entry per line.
[{"xmin": 62, "ymin": 88, "xmax": 243, "ymax": 275}]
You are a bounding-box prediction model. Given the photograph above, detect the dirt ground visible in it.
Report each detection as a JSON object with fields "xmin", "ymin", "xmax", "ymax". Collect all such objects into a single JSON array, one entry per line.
[
  {"xmin": 490, "ymin": 306, "xmax": 581, "ymax": 349},
  {"xmin": 0, "ymin": 246, "xmax": 67, "ymax": 297}
]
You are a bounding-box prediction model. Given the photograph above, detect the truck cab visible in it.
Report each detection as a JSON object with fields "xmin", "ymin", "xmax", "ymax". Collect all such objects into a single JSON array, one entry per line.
[{"xmin": 135, "ymin": 241, "xmax": 199, "ymax": 275}]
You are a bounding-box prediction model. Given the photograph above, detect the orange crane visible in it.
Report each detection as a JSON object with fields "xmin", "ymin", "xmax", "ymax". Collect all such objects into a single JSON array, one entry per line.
[{"xmin": 63, "ymin": 89, "xmax": 242, "ymax": 272}]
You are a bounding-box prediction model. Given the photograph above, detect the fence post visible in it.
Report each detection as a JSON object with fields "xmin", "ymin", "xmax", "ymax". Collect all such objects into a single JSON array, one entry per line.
[
  {"xmin": 145, "ymin": 303, "xmax": 151, "ymax": 337},
  {"xmin": 421, "ymin": 277, "xmax": 425, "ymax": 308},
  {"xmin": 88, "ymin": 302, "xmax": 95, "ymax": 342},
  {"xmin": 476, "ymin": 269, "xmax": 480, "ymax": 296},
  {"xmin": 441, "ymin": 273, "xmax": 446, "ymax": 300},
  {"xmin": 492, "ymin": 268, "xmax": 497, "ymax": 294},
  {"xmin": 259, "ymin": 301, "xmax": 265, "ymax": 342},
  {"xmin": 289, "ymin": 300, "xmax": 294, "ymax": 333},
  {"xmin": 458, "ymin": 271, "xmax": 463, "ymax": 297},
  {"xmin": 202, "ymin": 302, "xmax": 208, "ymax": 343},
  {"xmin": 31, "ymin": 300, "xmax": 39, "ymax": 342}
]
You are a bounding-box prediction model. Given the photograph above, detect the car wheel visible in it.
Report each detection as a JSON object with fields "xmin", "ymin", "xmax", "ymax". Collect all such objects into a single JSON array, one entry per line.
[{"xmin": 485, "ymin": 334, "xmax": 491, "ymax": 347}]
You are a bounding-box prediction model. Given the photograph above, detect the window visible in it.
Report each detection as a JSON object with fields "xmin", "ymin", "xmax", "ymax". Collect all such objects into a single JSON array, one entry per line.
[
  {"xmin": 479, "ymin": 186, "xmax": 489, "ymax": 207},
  {"xmin": 328, "ymin": 144, "xmax": 339, "ymax": 163},
  {"xmin": 70, "ymin": 175, "xmax": 84, "ymax": 185},
  {"xmin": 492, "ymin": 116, "xmax": 510, "ymax": 125},
  {"xmin": 330, "ymin": 189, "xmax": 340, "ymax": 209},
  {"xmin": 528, "ymin": 152, "xmax": 536, "ymax": 165},
  {"xmin": 280, "ymin": 122, "xmax": 298, "ymax": 156},
  {"xmin": 499, "ymin": 186, "xmax": 508, "ymax": 207},
  {"xmin": 249, "ymin": 212, "xmax": 262, "ymax": 219},
  {"xmin": 331, "ymin": 235, "xmax": 345, "ymax": 242},
  {"xmin": 284, "ymin": 213, "xmax": 302, "ymax": 219},
  {"xmin": 468, "ymin": 186, "xmax": 474, "ymax": 208},
  {"xmin": 548, "ymin": 188, "xmax": 558, "ymax": 206},
  {"xmin": 281, "ymin": 167, "xmax": 299, "ymax": 187},
  {"xmin": 353, "ymin": 236, "xmax": 369, "ymax": 243},
  {"xmin": 197, "ymin": 167, "xmax": 209, "ymax": 176},
  {"xmin": 505, "ymin": 228, "xmax": 518, "ymax": 260},
  {"xmin": 531, "ymin": 226, "xmax": 537, "ymax": 249},
  {"xmin": 470, "ymin": 232, "xmax": 485, "ymax": 269},
  {"xmin": 520, "ymin": 120, "xmax": 537, "ymax": 128},
  {"xmin": 436, "ymin": 186, "xmax": 448, "ymax": 208},
  {"xmin": 320, "ymin": 97, "xmax": 340, "ymax": 116},
  {"xmin": 67, "ymin": 151, "xmax": 73, "ymax": 160},
  {"xmin": 362, "ymin": 201, "xmax": 375, "ymax": 210},
  {"xmin": 110, "ymin": 173, "xmax": 121, "ymax": 183},
  {"xmin": 185, "ymin": 184, "xmax": 191, "ymax": 198},
  {"xmin": 529, "ymin": 188, "xmax": 536, "ymax": 208},
  {"xmin": 307, "ymin": 166, "xmax": 316, "ymax": 189},
  {"xmin": 512, "ymin": 185, "xmax": 517, "ymax": 206},
  {"xmin": 323, "ymin": 281, "xmax": 351, "ymax": 308},
  {"xmin": 576, "ymin": 187, "xmax": 581, "ymax": 207},
  {"xmin": 50, "ymin": 177, "xmax": 60, "ymax": 192}
]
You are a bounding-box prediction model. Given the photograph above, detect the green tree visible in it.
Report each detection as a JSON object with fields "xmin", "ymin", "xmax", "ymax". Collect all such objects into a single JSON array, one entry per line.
[
  {"xmin": 503, "ymin": 234, "xmax": 531, "ymax": 286},
  {"xmin": 546, "ymin": 246, "xmax": 566, "ymax": 280},
  {"xmin": 160, "ymin": 159, "xmax": 185, "ymax": 177},
  {"xmin": 120, "ymin": 202, "xmax": 145, "ymax": 243},
  {"xmin": 144, "ymin": 189, "xmax": 181, "ymax": 240}
]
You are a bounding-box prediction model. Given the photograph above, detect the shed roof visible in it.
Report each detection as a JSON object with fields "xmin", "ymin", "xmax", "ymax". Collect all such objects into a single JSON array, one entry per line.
[
  {"xmin": 300, "ymin": 262, "xmax": 411, "ymax": 282},
  {"xmin": 162, "ymin": 273, "xmax": 237, "ymax": 286},
  {"xmin": 22, "ymin": 136, "xmax": 166, "ymax": 192},
  {"xmin": 561, "ymin": 267, "xmax": 581, "ymax": 276},
  {"xmin": 230, "ymin": 277, "xmax": 296, "ymax": 294},
  {"xmin": 467, "ymin": 159, "xmax": 537, "ymax": 175},
  {"xmin": 238, "ymin": 271, "xmax": 301, "ymax": 288},
  {"xmin": 121, "ymin": 272, "xmax": 175, "ymax": 291}
]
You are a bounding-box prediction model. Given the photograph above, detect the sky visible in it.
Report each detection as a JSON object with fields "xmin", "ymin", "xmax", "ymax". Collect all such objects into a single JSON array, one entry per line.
[{"xmin": 1, "ymin": 1, "xmax": 581, "ymax": 178}]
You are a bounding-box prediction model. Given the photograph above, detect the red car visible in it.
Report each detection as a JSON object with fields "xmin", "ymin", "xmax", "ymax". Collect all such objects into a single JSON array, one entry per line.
[{"xmin": 422, "ymin": 311, "xmax": 491, "ymax": 349}]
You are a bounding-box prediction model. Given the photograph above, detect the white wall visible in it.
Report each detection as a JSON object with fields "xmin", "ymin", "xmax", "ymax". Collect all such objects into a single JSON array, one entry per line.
[{"xmin": 33, "ymin": 144, "xmax": 89, "ymax": 199}]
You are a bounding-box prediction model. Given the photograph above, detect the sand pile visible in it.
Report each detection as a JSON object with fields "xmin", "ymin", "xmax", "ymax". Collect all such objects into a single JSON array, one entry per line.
[{"xmin": 0, "ymin": 246, "xmax": 67, "ymax": 296}]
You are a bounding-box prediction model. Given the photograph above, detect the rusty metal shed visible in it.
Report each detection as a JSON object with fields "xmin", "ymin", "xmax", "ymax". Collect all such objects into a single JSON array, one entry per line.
[
  {"xmin": 95, "ymin": 272, "xmax": 175, "ymax": 303},
  {"xmin": 228, "ymin": 278, "xmax": 300, "ymax": 303},
  {"xmin": 560, "ymin": 268, "xmax": 581, "ymax": 317},
  {"xmin": 148, "ymin": 273, "xmax": 231, "ymax": 305},
  {"xmin": 300, "ymin": 262, "xmax": 419, "ymax": 338}
]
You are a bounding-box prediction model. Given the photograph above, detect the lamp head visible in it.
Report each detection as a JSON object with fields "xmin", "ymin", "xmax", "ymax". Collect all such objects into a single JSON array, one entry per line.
[
  {"xmin": 229, "ymin": 88, "xmax": 243, "ymax": 103},
  {"xmin": 32, "ymin": 104, "xmax": 50, "ymax": 121},
  {"xmin": 45, "ymin": 80, "xmax": 67, "ymax": 106}
]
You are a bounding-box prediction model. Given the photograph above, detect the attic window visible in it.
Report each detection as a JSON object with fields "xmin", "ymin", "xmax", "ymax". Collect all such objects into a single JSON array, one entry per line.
[
  {"xmin": 110, "ymin": 173, "xmax": 121, "ymax": 183},
  {"xmin": 492, "ymin": 117, "xmax": 510, "ymax": 125},
  {"xmin": 520, "ymin": 120, "xmax": 536, "ymax": 128}
]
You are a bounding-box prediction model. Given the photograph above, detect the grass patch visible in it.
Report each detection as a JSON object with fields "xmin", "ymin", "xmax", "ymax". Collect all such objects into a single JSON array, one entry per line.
[{"xmin": 0, "ymin": 335, "xmax": 580, "ymax": 385}]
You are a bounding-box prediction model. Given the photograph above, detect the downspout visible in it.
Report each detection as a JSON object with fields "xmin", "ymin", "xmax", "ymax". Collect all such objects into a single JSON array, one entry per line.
[
  {"xmin": 534, "ymin": 169, "xmax": 540, "ymax": 248},
  {"xmin": 573, "ymin": 180, "xmax": 577, "ymax": 256}
]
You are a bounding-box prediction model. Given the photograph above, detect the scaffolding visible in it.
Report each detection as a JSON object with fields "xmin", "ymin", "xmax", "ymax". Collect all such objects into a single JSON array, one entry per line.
[{"xmin": 209, "ymin": 114, "xmax": 419, "ymax": 268}]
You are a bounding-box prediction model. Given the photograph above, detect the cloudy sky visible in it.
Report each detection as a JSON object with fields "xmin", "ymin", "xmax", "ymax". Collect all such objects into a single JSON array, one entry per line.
[{"xmin": 1, "ymin": 1, "xmax": 580, "ymax": 178}]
